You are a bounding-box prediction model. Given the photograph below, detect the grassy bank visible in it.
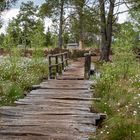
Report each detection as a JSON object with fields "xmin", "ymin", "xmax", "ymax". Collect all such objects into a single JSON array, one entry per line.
[
  {"xmin": 91, "ymin": 49, "xmax": 140, "ymax": 140},
  {"xmin": 0, "ymin": 54, "xmax": 48, "ymax": 106}
]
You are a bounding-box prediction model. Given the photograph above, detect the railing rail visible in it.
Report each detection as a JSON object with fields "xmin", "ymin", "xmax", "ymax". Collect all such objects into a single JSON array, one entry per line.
[{"xmin": 48, "ymin": 52, "xmax": 69, "ymax": 79}]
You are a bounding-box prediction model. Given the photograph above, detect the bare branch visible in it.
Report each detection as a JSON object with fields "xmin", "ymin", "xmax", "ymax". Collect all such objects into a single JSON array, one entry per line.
[
  {"xmin": 113, "ymin": 9, "xmax": 129, "ymax": 16},
  {"xmin": 123, "ymin": 0, "xmax": 131, "ymax": 10},
  {"xmin": 114, "ymin": 1, "xmax": 126, "ymax": 7}
]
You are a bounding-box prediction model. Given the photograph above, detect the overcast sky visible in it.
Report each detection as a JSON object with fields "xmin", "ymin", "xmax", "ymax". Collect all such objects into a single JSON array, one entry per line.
[
  {"xmin": 0, "ymin": 0, "xmax": 48, "ymax": 34},
  {"xmin": 0, "ymin": 0, "xmax": 129, "ymax": 34},
  {"xmin": 12, "ymin": 0, "xmax": 45, "ymax": 8}
]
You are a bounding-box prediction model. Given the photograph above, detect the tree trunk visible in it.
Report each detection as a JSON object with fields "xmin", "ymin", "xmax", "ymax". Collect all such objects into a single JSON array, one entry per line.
[
  {"xmin": 99, "ymin": 0, "xmax": 108, "ymax": 61},
  {"xmin": 79, "ymin": 18, "xmax": 84, "ymax": 49},
  {"xmin": 76, "ymin": 0, "xmax": 85, "ymax": 49},
  {"xmin": 106, "ymin": 0, "xmax": 115, "ymax": 58},
  {"xmin": 58, "ymin": 0, "xmax": 64, "ymax": 48},
  {"xmin": 79, "ymin": 40, "xmax": 83, "ymax": 49},
  {"xmin": 99, "ymin": 0, "xmax": 115, "ymax": 62},
  {"xmin": 79, "ymin": 10, "xmax": 84, "ymax": 49}
]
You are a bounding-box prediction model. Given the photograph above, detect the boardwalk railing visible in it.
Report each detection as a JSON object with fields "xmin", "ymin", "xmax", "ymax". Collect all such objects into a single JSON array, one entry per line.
[
  {"xmin": 84, "ymin": 53, "xmax": 91, "ymax": 80},
  {"xmin": 48, "ymin": 52, "xmax": 69, "ymax": 79}
]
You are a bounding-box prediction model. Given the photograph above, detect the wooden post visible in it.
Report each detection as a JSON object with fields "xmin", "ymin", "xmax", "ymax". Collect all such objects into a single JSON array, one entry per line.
[
  {"xmin": 65, "ymin": 52, "xmax": 68, "ymax": 67},
  {"xmin": 55, "ymin": 55, "xmax": 58, "ymax": 76},
  {"xmin": 48, "ymin": 55, "xmax": 52, "ymax": 79},
  {"xmin": 84, "ymin": 53, "xmax": 91, "ymax": 80},
  {"xmin": 61, "ymin": 54, "xmax": 64, "ymax": 72}
]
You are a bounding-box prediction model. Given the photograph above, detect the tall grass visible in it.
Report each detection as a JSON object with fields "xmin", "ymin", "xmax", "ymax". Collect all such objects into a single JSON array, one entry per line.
[
  {"xmin": 91, "ymin": 48, "xmax": 140, "ymax": 140},
  {"xmin": 0, "ymin": 50, "xmax": 48, "ymax": 106}
]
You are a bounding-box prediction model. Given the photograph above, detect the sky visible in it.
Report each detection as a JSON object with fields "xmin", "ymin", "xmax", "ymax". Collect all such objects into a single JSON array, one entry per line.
[
  {"xmin": 0, "ymin": 0, "xmax": 51, "ymax": 34},
  {"xmin": 0, "ymin": 0, "xmax": 129, "ymax": 34},
  {"xmin": 13, "ymin": 0, "xmax": 45, "ymax": 8}
]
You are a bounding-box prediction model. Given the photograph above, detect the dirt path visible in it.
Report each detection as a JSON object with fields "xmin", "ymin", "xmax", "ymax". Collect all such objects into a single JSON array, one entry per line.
[{"xmin": 0, "ymin": 59, "xmax": 99, "ymax": 140}]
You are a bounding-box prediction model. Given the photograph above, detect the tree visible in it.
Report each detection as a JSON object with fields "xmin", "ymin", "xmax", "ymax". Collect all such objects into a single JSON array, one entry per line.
[
  {"xmin": 30, "ymin": 19, "xmax": 45, "ymax": 48},
  {"xmin": 16, "ymin": 1, "xmax": 39, "ymax": 47},
  {"xmin": 40, "ymin": 0, "xmax": 69, "ymax": 48},
  {"xmin": 5, "ymin": 1, "xmax": 45, "ymax": 48},
  {"xmin": 98, "ymin": 0, "xmax": 140, "ymax": 61},
  {"xmin": 3, "ymin": 1, "xmax": 45, "ymax": 49},
  {"xmin": 71, "ymin": 0, "xmax": 86, "ymax": 49},
  {"xmin": 6, "ymin": 19, "xmax": 21, "ymax": 47},
  {"xmin": 128, "ymin": 1, "xmax": 140, "ymax": 50},
  {"xmin": 45, "ymin": 27, "xmax": 52, "ymax": 47},
  {"xmin": 69, "ymin": 5, "xmax": 99, "ymax": 48},
  {"xmin": 63, "ymin": 31, "xmax": 69, "ymax": 48},
  {"xmin": 99, "ymin": 0, "xmax": 115, "ymax": 61},
  {"xmin": 0, "ymin": 0, "xmax": 18, "ymax": 43},
  {"xmin": 129, "ymin": 0, "xmax": 140, "ymax": 26},
  {"xmin": 114, "ymin": 22, "xmax": 138, "ymax": 48},
  {"xmin": 0, "ymin": 0, "xmax": 18, "ymax": 13}
]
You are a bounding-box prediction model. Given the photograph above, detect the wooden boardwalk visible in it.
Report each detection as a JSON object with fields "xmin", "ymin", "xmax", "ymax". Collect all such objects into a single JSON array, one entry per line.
[{"xmin": 0, "ymin": 59, "xmax": 99, "ymax": 140}]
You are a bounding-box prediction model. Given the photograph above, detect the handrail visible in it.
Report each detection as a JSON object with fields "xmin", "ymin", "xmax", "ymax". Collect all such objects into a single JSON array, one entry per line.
[
  {"xmin": 49, "ymin": 52, "xmax": 68, "ymax": 57},
  {"xmin": 48, "ymin": 52, "xmax": 69, "ymax": 79}
]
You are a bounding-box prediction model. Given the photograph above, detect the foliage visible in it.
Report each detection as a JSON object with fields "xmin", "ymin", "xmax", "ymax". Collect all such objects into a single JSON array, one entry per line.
[
  {"xmin": 0, "ymin": 51, "xmax": 48, "ymax": 106},
  {"xmin": 45, "ymin": 27, "xmax": 53, "ymax": 47},
  {"xmin": 128, "ymin": 1, "xmax": 140, "ymax": 51},
  {"xmin": 0, "ymin": 0, "xmax": 18, "ymax": 37},
  {"xmin": 63, "ymin": 32, "xmax": 69, "ymax": 48},
  {"xmin": 4, "ymin": 20, "xmax": 21, "ymax": 47},
  {"xmin": 1, "ymin": 1, "xmax": 45, "ymax": 49},
  {"xmin": 0, "ymin": 33, "xmax": 5, "ymax": 46},
  {"xmin": 40, "ymin": 0, "xmax": 69, "ymax": 48},
  {"xmin": 0, "ymin": 0, "xmax": 18, "ymax": 12},
  {"xmin": 91, "ymin": 48, "xmax": 140, "ymax": 140},
  {"xmin": 30, "ymin": 19, "xmax": 46, "ymax": 48},
  {"xmin": 114, "ymin": 22, "xmax": 140, "ymax": 49},
  {"xmin": 15, "ymin": 1, "xmax": 44, "ymax": 47},
  {"xmin": 69, "ymin": 5, "xmax": 99, "ymax": 47}
]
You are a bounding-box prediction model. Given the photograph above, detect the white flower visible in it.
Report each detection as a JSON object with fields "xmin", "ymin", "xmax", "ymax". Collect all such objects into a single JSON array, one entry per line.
[
  {"xmin": 107, "ymin": 132, "xmax": 109, "ymax": 134},
  {"xmin": 100, "ymin": 131, "xmax": 103, "ymax": 134},
  {"xmin": 134, "ymin": 97, "xmax": 138, "ymax": 100},
  {"xmin": 125, "ymin": 105, "xmax": 128, "ymax": 108},
  {"xmin": 117, "ymin": 103, "xmax": 120, "ymax": 106},
  {"xmin": 133, "ymin": 111, "xmax": 137, "ymax": 114}
]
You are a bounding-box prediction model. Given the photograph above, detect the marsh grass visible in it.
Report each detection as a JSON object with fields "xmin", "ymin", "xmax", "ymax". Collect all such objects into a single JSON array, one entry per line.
[
  {"xmin": 91, "ymin": 48, "xmax": 140, "ymax": 140},
  {"xmin": 0, "ymin": 50, "xmax": 48, "ymax": 106}
]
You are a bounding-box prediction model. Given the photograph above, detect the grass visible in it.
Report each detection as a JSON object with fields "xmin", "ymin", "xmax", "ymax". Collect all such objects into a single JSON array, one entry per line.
[
  {"xmin": 0, "ymin": 51, "xmax": 48, "ymax": 106},
  {"xmin": 91, "ymin": 48, "xmax": 140, "ymax": 140}
]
